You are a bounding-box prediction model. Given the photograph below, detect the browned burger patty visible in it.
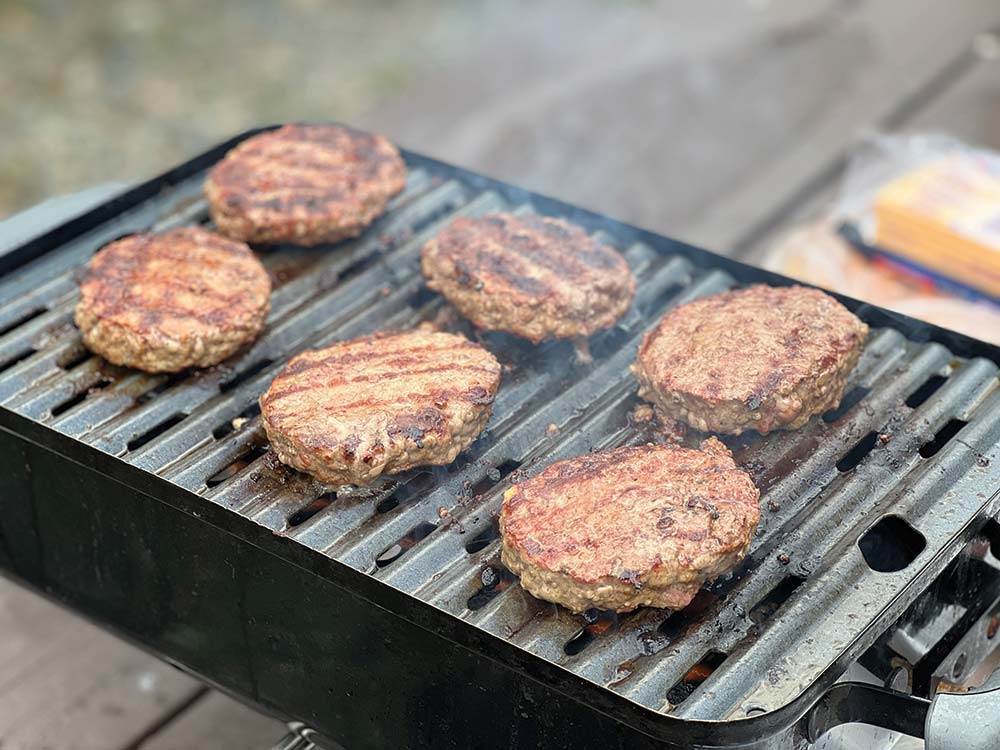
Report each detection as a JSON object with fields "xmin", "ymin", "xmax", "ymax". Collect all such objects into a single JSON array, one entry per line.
[
  {"xmin": 632, "ymin": 284, "xmax": 869, "ymax": 435},
  {"xmin": 260, "ymin": 330, "xmax": 501, "ymax": 486},
  {"xmin": 74, "ymin": 227, "xmax": 271, "ymax": 373},
  {"xmin": 204, "ymin": 124, "xmax": 407, "ymax": 246},
  {"xmin": 500, "ymin": 439, "xmax": 760, "ymax": 613},
  {"xmin": 421, "ymin": 212, "xmax": 636, "ymax": 343}
]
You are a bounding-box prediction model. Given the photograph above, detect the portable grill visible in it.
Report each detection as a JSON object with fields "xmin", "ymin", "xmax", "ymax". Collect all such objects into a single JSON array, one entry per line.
[{"xmin": 1, "ymin": 125, "xmax": 999, "ymax": 750}]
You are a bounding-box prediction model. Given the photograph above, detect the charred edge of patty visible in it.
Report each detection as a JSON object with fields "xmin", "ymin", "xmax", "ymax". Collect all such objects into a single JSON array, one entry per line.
[
  {"xmin": 499, "ymin": 530, "xmax": 752, "ymax": 613},
  {"xmin": 73, "ymin": 299, "xmax": 270, "ymax": 373},
  {"xmin": 631, "ymin": 332, "xmax": 866, "ymax": 435},
  {"xmin": 260, "ymin": 391, "xmax": 496, "ymax": 487}
]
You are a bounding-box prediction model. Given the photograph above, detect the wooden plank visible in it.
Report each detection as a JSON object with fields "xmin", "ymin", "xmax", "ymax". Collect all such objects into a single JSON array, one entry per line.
[
  {"xmin": 137, "ymin": 692, "xmax": 288, "ymax": 750},
  {"xmin": 739, "ymin": 45, "xmax": 1000, "ymax": 264},
  {"xmin": 901, "ymin": 42, "xmax": 1000, "ymax": 150},
  {"xmin": 0, "ymin": 577, "xmax": 203, "ymax": 750},
  {"xmin": 365, "ymin": 0, "xmax": 999, "ymax": 258},
  {"xmin": 681, "ymin": 0, "xmax": 1000, "ymax": 255}
]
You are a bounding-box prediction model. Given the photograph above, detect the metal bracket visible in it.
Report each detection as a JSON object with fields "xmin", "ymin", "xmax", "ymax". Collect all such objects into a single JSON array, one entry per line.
[
  {"xmin": 925, "ymin": 668, "xmax": 1000, "ymax": 750},
  {"xmin": 806, "ymin": 682, "xmax": 930, "ymax": 743}
]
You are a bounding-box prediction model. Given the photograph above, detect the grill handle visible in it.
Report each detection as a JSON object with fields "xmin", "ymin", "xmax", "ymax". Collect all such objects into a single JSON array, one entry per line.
[
  {"xmin": 808, "ymin": 671, "xmax": 1000, "ymax": 748},
  {"xmin": 806, "ymin": 682, "xmax": 930, "ymax": 742},
  {"xmin": 924, "ymin": 667, "xmax": 1000, "ymax": 750}
]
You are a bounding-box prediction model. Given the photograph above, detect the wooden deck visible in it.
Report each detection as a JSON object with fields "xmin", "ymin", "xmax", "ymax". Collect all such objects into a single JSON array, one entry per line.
[{"xmin": 2, "ymin": 1, "xmax": 999, "ymax": 747}]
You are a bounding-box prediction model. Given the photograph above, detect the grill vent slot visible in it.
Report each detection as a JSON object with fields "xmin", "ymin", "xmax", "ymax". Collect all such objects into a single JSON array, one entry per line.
[
  {"xmin": 0, "ymin": 307, "xmax": 45, "ymax": 337},
  {"xmin": 288, "ymin": 493, "xmax": 336, "ymax": 527},
  {"xmin": 0, "ymin": 348, "xmax": 36, "ymax": 374},
  {"xmin": 666, "ymin": 650, "xmax": 727, "ymax": 707},
  {"xmin": 220, "ymin": 358, "xmax": 274, "ymax": 393},
  {"xmin": 136, "ymin": 374, "xmax": 186, "ymax": 405},
  {"xmin": 374, "ymin": 522, "xmax": 437, "ymax": 569},
  {"xmin": 859, "ymin": 516, "xmax": 925, "ymax": 572},
  {"xmin": 822, "ymin": 386, "xmax": 870, "ymax": 423},
  {"xmin": 906, "ymin": 374, "xmax": 948, "ymax": 409},
  {"xmin": 983, "ymin": 519, "xmax": 1000, "ymax": 562},
  {"xmin": 465, "ymin": 519, "xmax": 501, "ymax": 554},
  {"xmin": 58, "ymin": 348, "xmax": 92, "ymax": 371},
  {"xmin": 836, "ymin": 431, "xmax": 880, "ymax": 472},
  {"xmin": 749, "ymin": 575, "xmax": 805, "ymax": 625},
  {"xmin": 468, "ymin": 459, "xmax": 522, "ymax": 499},
  {"xmin": 50, "ymin": 391, "xmax": 89, "ymax": 417},
  {"xmin": 206, "ymin": 443, "xmax": 270, "ymax": 488},
  {"xmin": 466, "ymin": 564, "xmax": 516, "ymax": 611},
  {"xmin": 212, "ymin": 403, "xmax": 261, "ymax": 440},
  {"xmin": 127, "ymin": 412, "xmax": 187, "ymax": 452},
  {"xmin": 563, "ymin": 610, "xmax": 617, "ymax": 657},
  {"xmin": 919, "ymin": 419, "xmax": 967, "ymax": 458}
]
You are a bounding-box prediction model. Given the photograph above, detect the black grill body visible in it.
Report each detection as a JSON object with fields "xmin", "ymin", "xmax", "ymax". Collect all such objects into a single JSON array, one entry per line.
[{"xmin": 0, "ymin": 126, "xmax": 998, "ymax": 749}]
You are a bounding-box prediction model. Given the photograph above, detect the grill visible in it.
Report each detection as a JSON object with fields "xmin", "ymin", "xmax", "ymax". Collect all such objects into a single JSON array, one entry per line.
[{"xmin": 1, "ymin": 125, "xmax": 999, "ymax": 750}]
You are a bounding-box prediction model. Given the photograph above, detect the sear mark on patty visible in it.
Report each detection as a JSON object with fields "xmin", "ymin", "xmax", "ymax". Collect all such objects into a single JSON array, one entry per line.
[
  {"xmin": 421, "ymin": 212, "xmax": 636, "ymax": 343},
  {"xmin": 259, "ymin": 329, "xmax": 501, "ymax": 486},
  {"xmin": 205, "ymin": 124, "xmax": 407, "ymax": 246},
  {"xmin": 74, "ymin": 227, "xmax": 271, "ymax": 373}
]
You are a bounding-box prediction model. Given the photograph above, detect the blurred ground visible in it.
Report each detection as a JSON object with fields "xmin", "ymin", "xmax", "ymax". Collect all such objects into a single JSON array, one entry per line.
[{"xmin": 4, "ymin": 0, "xmax": 998, "ymax": 258}]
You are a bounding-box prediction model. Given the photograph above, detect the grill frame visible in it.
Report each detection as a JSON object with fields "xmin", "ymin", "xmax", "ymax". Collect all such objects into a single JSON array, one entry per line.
[{"xmin": 1, "ymin": 125, "xmax": 999, "ymax": 749}]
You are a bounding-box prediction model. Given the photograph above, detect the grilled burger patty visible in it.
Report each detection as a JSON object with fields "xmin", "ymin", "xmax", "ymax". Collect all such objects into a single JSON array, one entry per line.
[
  {"xmin": 633, "ymin": 285, "xmax": 868, "ymax": 435},
  {"xmin": 205, "ymin": 124, "xmax": 407, "ymax": 246},
  {"xmin": 74, "ymin": 227, "xmax": 271, "ymax": 373},
  {"xmin": 421, "ymin": 212, "xmax": 636, "ymax": 343},
  {"xmin": 260, "ymin": 330, "xmax": 501, "ymax": 486},
  {"xmin": 500, "ymin": 439, "xmax": 760, "ymax": 613}
]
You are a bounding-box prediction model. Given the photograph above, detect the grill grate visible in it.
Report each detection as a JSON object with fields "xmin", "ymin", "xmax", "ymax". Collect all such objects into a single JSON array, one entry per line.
[{"xmin": 1, "ymin": 131, "xmax": 999, "ymax": 726}]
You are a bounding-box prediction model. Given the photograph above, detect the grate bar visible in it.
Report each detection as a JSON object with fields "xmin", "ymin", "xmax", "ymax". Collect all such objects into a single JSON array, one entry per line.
[
  {"xmin": 325, "ymin": 266, "xmax": 729, "ymax": 575},
  {"xmin": 20, "ymin": 175, "xmax": 454, "ymax": 441},
  {"xmin": 676, "ymin": 362, "xmax": 1000, "ymax": 719},
  {"xmin": 1, "ymin": 139, "xmax": 998, "ymax": 728},
  {"xmin": 611, "ymin": 344, "xmax": 981, "ymax": 709},
  {"xmin": 155, "ymin": 188, "xmax": 509, "ymax": 488}
]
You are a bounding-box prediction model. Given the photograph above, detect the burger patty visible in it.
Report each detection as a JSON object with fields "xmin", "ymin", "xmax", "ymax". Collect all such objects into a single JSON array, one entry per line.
[
  {"xmin": 260, "ymin": 330, "xmax": 502, "ymax": 486},
  {"xmin": 74, "ymin": 227, "xmax": 271, "ymax": 373},
  {"xmin": 500, "ymin": 439, "xmax": 760, "ymax": 613},
  {"xmin": 204, "ymin": 124, "xmax": 407, "ymax": 246},
  {"xmin": 632, "ymin": 285, "xmax": 869, "ymax": 435},
  {"xmin": 421, "ymin": 212, "xmax": 636, "ymax": 343}
]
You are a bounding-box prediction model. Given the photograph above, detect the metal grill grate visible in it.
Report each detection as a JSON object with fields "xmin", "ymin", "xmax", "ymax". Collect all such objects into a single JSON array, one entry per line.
[{"xmin": 1, "ymin": 132, "xmax": 998, "ymax": 724}]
